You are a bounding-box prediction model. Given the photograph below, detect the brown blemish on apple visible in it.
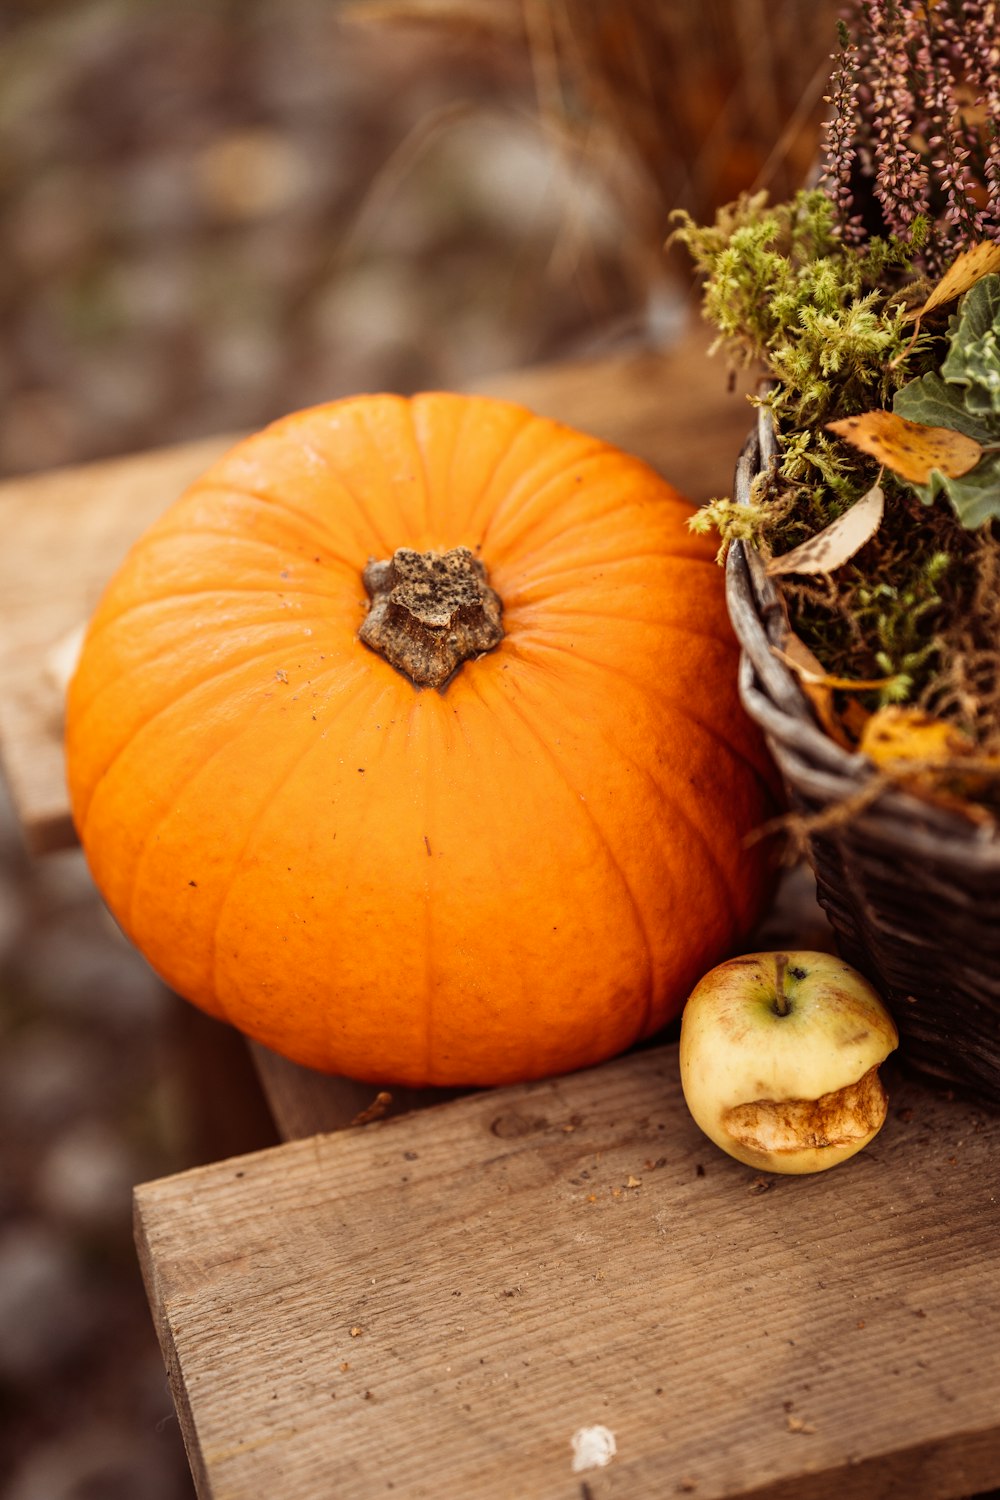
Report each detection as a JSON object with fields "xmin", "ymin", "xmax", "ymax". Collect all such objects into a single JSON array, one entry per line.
[{"xmin": 722, "ymin": 1065, "xmax": 888, "ymax": 1155}]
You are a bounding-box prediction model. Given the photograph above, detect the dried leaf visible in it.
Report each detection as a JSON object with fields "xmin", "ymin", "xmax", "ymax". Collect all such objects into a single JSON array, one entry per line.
[
  {"xmin": 840, "ymin": 699, "xmax": 873, "ymax": 742},
  {"xmin": 860, "ymin": 707, "xmax": 975, "ymax": 768},
  {"xmin": 774, "ymin": 645, "xmax": 893, "ymax": 694},
  {"xmin": 893, "ymin": 295, "xmax": 1000, "ymax": 525},
  {"xmin": 773, "ymin": 637, "xmax": 844, "ymax": 748},
  {"xmin": 773, "ymin": 635, "xmax": 891, "ymax": 750},
  {"xmin": 907, "ymin": 242, "xmax": 1000, "ymax": 322},
  {"xmin": 767, "ymin": 482, "xmax": 884, "ymax": 577},
  {"xmin": 827, "ymin": 411, "xmax": 982, "ymax": 484},
  {"xmin": 351, "ymin": 1090, "xmax": 394, "ymax": 1126},
  {"xmin": 859, "ymin": 706, "xmax": 1000, "ymax": 823}
]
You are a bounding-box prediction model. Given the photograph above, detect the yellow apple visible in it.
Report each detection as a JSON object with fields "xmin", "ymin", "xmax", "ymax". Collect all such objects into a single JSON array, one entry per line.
[{"xmin": 678, "ymin": 950, "xmax": 899, "ymax": 1174}]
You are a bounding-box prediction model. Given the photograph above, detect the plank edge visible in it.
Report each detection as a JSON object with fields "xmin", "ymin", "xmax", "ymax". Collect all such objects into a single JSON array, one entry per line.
[{"xmin": 133, "ymin": 1189, "xmax": 214, "ymax": 1500}]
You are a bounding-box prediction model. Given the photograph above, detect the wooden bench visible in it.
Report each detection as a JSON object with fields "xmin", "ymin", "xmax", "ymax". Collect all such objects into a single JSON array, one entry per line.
[{"xmin": 2, "ymin": 326, "xmax": 999, "ymax": 1499}]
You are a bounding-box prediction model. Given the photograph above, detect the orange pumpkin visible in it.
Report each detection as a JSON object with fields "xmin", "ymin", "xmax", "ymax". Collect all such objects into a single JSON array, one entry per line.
[{"xmin": 65, "ymin": 393, "xmax": 779, "ymax": 1087}]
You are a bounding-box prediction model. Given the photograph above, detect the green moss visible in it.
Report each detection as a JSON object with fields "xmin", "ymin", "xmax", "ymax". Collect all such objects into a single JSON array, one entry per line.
[{"xmin": 672, "ymin": 189, "xmax": 1000, "ymax": 745}]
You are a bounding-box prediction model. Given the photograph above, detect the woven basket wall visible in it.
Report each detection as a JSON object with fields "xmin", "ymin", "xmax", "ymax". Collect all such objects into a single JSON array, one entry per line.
[{"xmin": 726, "ymin": 406, "xmax": 1000, "ymax": 1109}]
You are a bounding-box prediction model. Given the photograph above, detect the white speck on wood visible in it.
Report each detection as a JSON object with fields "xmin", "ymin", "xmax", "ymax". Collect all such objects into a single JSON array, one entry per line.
[{"xmin": 571, "ymin": 1424, "xmax": 617, "ymax": 1473}]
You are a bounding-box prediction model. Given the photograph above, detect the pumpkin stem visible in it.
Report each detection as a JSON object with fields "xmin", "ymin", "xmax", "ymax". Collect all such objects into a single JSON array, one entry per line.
[{"xmin": 359, "ymin": 546, "xmax": 504, "ymax": 689}]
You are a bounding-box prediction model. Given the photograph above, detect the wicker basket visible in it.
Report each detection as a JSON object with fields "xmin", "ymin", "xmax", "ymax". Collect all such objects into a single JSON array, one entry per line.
[{"xmin": 726, "ymin": 405, "xmax": 1000, "ymax": 1109}]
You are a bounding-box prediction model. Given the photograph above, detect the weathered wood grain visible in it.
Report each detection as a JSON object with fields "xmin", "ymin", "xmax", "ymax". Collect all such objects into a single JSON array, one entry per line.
[
  {"xmin": 247, "ymin": 1041, "xmax": 471, "ymax": 1139},
  {"xmin": 0, "ymin": 324, "xmax": 751, "ymax": 855},
  {"xmin": 135, "ymin": 1041, "xmax": 1000, "ymax": 1500},
  {"xmin": 0, "ymin": 432, "xmax": 237, "ymax": 853}
]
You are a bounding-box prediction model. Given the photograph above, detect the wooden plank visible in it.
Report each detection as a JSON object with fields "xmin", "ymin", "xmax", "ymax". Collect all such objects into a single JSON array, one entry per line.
[
  {"xmin": 0, "ymin": 432, "xmax": 238, "ymax": 854},
  {"xmin": 134, "ymin": 1041, "xmax": 1000, "ymax": 1500},
  {"xmin": 0, "ymin": 322, "xmax": 752, "ymax": 856},
  {"xmin": 247, "ymin": 1041, "xmax": 470, "ymax": 1140}
]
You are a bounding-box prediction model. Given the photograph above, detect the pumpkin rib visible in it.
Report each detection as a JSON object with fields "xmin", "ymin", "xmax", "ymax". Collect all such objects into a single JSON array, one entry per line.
[
  {"xmin": 69, "ymin": 625, "xmax": 350, "ymax": 753},
  {"xmin": 512, "ymin": 633, "xmax": 746, "ymax": 924},
  {"xmin": 348, "ymin": 398, "xmax": 426, "ymax": 545},
  {"xmin": 459, "ymin": 407, "xmax": 560, "ymax": 546},
  {"xmin": 121, "ymin": 705, "xmax": 305, "ymax": 1015},
  {"xmin": 496, "ymin": 548, "xmax": 720, "ymax": 598},
  {"xmin": 74, "ymin": 602, "xmax": 337, "ymax": 666},
  {"xmin": 90, "ymin": 580, "xmax": 348, "ymax": 608},
  {"xmin": 296, "ymin": 423, "xmax": 400, "ymax": 553},
  {"xmin": 481, "ymin": 449, "xmax": 697, "ymax": 566},
  {"xmin": 205, "ymin": 677, "xmax": 401, "ymax": 1042},
  {"xmin": 450, "ymin": 669, "xmax": 644, "ymax": 1071},
  {"xmin": 489, "ymin": 644, "xmax": 743, "ymax": 962},
  {"xmin": 71, "ymin": 628, "xmax": 324, "ymax": 746},
  {"xmin": 510, "ymin": 602, "xmax": 740, "ymax": 650},
  {"xmin": 505, "ymin": 629, "xmax": 778, "ymax": 800},
  {"xmin": 408, "ymin": 396, "xmax": 435, "ymax": 542},
  {"xmin": 417, "ymin": 700, "xmax": 438, "ymax": 1085},
  {"xmin": 442, "ymin": 392, "xmax": 481, "ymax": 536},
  {"xmin": 481, "ymin": 677, "xmax": 657, "ymax": 1043},
  {"xmin": 77, "ymin": 585, "xmax": 351, "ymax": 662},
  {"xmin": 316, "ymin": 402, "xmax": 434, "ymax": 555},
  {"xmin": 190, "ymin": 479, "xmax": 362, "ymax": 559},
  {"xmin": 144, "ymin": 522, "xmax": 357, "ymax": 574},
  {"xmin": 229, "ymin": 444, "xmax": 396, "ymax": 560},
  {"xmin": 73, "ymin": 640, "xmax": 367, "ymax": 836},
  {"xmin": 477, "ymin": 447, "xmax": 624, "ymax": 560}
]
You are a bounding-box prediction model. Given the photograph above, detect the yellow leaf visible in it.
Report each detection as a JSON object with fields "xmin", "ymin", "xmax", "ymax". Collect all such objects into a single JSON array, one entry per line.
[
  {"xmin": 771, "ymin": 637, "xmax": 890, "ymax": 749},
  {"xmin": 907, "ymin": 242, "xmax": 1000, "ymax": 322},
  {"xmin": 859, "ymin": 706, "xmax": 973, "ymax": 768},
  {"xmin": 858, "ymin": 706, "xmax": 1000, "ymax": 822},
  {"xmin": 767, "ymin": 482, "xmax": 884, "ymax": 577},
  {"xmin": 826, "ymin": 410, "xmax": 982, "ymax": 484}
]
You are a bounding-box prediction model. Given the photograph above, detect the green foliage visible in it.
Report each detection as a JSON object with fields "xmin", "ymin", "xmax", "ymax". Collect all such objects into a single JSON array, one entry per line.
[
  {"xmin": 849, "ymin": 549, "xmax": 953, "ymax": 696},
  {"xmin": 893, "ymin": 275, "xmax": 1000, "ymax": 527},
  {"xmin": 673, "ymin": 189, "xmax": 1000, "ymax": 743},
  {"xmin": 671, "ymin": 189, "xmax": 927, "ymax": 488},
  {"xmin": 941, "ymin": 275, "xmax": 1000, "ymax": 414}
]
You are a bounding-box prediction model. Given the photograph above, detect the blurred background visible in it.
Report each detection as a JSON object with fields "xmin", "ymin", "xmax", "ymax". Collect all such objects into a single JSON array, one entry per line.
[{"xmin": 0, "ymin": 2, "xmax": 835, "ymax": 1495}]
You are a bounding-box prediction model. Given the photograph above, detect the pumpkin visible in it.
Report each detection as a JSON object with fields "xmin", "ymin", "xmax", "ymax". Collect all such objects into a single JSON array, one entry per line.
[{"xmin": 65, "ymin": 392, "xmax": 780, "ymax": 1087}]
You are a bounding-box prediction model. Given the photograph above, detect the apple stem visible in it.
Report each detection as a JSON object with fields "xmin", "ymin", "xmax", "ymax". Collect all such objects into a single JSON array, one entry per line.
[{"xmin": 774, "ymin": 953, "xmax": 790, "ymax": 1016}]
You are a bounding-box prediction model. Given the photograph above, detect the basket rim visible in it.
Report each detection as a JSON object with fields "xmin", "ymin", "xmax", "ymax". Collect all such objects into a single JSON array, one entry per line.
[{"xmin": 725, "ymin": 404, "xmax": 1000, "ymax": 871}]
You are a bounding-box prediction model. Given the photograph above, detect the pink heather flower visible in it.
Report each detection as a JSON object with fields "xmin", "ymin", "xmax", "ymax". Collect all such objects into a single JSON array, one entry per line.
[
  {"xmin": 819, "ymin": 34, "xmax": 865, "ymax": 241},
  {"xmin": 822, "ymin": 0, "xmax": 1000, "ymax": 267}
]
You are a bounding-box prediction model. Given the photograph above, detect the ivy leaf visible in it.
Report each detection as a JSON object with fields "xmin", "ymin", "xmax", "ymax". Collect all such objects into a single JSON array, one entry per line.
[
  {"xmin": 893, "ymin": 368, "xmax": 1000, "ymax": 524},
  {"xmin": 940, "ymin": 273, "xmax": 1000, "ymax": 415},
  {"xmin": 893, "ymin": 368, "xmax": 998, "ymax": 441},
  {"xmin": 891, "ymin": 366, "xmax": 1000, "ymax": 525},
  {"xmin": 893, "ymin": 282, "xmax": 1000, "ymax": 526},
  {"xmin": 899, "ymin": 448, "xmax": 1000, "ymax": 529}
]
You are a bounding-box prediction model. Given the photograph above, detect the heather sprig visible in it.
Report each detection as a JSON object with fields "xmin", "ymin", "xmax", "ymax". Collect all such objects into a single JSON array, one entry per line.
[
  {"xmin": 822, "ymin": 23, "xmax": 864, "ymax": 244},
  {"xmin": 820, "ymin": 0, "xmax": 1000, "ymax": 273},
  {"xmin": 678, "ymin": 1, "xmax": 1000, "ymax": 762}
]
